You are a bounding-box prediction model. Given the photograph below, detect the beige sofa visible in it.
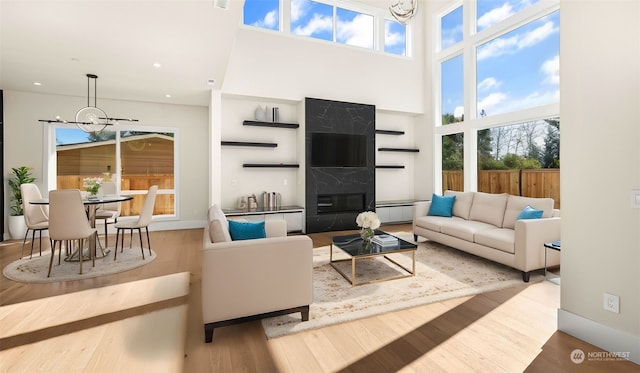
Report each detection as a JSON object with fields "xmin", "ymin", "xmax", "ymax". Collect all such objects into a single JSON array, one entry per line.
[
  {"xmin": 202, "ymin": 205, "xmax": 313, "ymax": 343},
  {"xmin": 413, "ymin": 191, "xmax": 560, "ymax": 282}
]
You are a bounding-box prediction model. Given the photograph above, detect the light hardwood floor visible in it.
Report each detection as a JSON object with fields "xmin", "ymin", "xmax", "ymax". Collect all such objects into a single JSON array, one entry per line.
[{"xmin": 1, "ymin": 225, "xmax": 637, "ymax": 372}]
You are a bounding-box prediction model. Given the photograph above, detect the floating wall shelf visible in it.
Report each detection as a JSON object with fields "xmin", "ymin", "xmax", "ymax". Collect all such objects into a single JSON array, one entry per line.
[
  {"xmin": 378, "ymin": 147, "xmax": 419, "ymax": 152},
  {"xmin": 221, "ymin": 141, "xmax": 277, "ymax": 148},
  {"xmin": 243, "ymin": 120, "xmax": 299, "ymax": 129},
  {"xmin": 243, "ymin": 163, "xmax": 300, "ymax": 168},
  {"xmin": 375, "ymin": 129, "xmax": 405, "ymax": 135},
  {"xmin": 376, "ymin": 165, "xmax": 405, "ymax": 169}
]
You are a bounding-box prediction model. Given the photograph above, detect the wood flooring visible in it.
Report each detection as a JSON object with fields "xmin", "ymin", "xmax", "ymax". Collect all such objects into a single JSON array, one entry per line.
[{"xmin": 1, "ymin": 224, "xmax": 637, "ymax": 372}]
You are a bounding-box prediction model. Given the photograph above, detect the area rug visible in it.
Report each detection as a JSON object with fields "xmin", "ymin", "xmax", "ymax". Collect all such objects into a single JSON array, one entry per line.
[
  {"xmin": 261, "ymin": 234, "xmax": 543, "ymax": 338},
  {"xmin": 3, "ymin": 247, "xmax": 156, "ymax": 283}
]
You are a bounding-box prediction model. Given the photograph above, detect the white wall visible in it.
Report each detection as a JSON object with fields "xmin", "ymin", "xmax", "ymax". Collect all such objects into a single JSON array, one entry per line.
[
  {"xmin": 3, "ymin": 90, "xmax": 210, "ymax": 237},
  {"xmin": 559, "ymin": 0, "xmax": 640, "ymax": 361}
]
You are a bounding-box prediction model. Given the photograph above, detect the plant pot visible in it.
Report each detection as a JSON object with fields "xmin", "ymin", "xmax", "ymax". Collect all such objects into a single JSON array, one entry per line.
[{"xmin": 8, "ymin": 215, "xmax": 27, "ymax": 240}]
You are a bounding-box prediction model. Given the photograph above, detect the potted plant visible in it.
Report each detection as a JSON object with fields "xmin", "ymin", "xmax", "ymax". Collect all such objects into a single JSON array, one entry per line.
[{"xmin": 7, "ymin": 166, "xmax": 35, "ymax": 239}]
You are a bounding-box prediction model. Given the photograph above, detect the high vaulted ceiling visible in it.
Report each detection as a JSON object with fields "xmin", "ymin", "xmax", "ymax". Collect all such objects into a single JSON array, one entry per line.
[{"xmin": 0, "ymin": 0, "xmax": 395, "ymax": 107}]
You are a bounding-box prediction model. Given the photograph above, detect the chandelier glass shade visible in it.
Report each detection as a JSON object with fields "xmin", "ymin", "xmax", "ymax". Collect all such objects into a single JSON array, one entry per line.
[{"xmin": 389, "ymin": 0, "xmax": 418, "ymax": 25}]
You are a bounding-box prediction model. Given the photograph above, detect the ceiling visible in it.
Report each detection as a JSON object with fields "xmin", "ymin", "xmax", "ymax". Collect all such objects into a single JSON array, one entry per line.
[
  {"xmin": 0, "ymin": 0, "xmax": 394, "ymax": 107},
  {"xmin": 0, "ymin": 0, "xmax": 243, "ymax": 106}
]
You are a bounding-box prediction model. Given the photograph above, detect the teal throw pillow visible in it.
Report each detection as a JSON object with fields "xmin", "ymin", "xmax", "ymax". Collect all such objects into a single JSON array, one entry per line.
[
  {"xmin": 427, "ymin": 194, "xmax": 456, "ymax": 217},
  {"xmin": 228, "ymin": 220, "xmax": 266, "ymax": 240},
  {"xmin": 517, "ymin": 205, "xmax": 543, "ymax": 220}
]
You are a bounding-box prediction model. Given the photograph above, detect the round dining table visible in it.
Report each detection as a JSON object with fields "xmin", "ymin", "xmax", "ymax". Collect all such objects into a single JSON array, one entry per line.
[{"xmin": 30, "ymin": 194, "xmax": 133, "ymax": 260}]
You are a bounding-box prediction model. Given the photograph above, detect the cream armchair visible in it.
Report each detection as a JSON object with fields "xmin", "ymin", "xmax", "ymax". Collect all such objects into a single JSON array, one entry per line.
[{"xmin": 202, "ymin": 205, "xmax": 313, "ymax": 343}]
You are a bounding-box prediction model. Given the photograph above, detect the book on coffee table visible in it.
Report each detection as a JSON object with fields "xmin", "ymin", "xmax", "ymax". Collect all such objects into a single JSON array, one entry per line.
[{"xmin": 373, "ymin": 234, "xmax": 398, "ymax": 246}]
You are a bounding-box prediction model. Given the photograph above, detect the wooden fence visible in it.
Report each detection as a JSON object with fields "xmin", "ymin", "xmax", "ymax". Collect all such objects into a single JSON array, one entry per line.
[
  {"xmin": 443, "ymin": 169, "xmax": 560, "ymax": 209},
  {"xmin": 57, "ymin": 175, "xmax": 175, "ymax": 216}
]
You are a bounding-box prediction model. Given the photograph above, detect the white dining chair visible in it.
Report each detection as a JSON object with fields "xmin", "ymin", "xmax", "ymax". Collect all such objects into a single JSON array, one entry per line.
[
  {"xmin": 114, "ymin": 185, "xmax": 158, "ymax": 261},
  {"xmin": 20, "ymin": 183, "xmax": 49, "ymax": 259},
  {"xmin": 48, "ymin": 189, "xmax": 98, "ymax": 277},
  {"xmin": 95, "ymin": 181, "xmax": 121, "ymax": 249}
]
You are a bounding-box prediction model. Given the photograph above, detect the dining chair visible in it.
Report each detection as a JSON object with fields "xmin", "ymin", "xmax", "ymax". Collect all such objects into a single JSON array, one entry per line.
[
  {"xmin": 20, "ymin": 183, "xmax": 49, "ymax": 259},
  {"xmin": 114, "ymin": 185, "xmax": 158, "ymax": 261},
  {"xmin": 95, "ymin": 181, "xmax": 121, "ymax": 249},
  {"xmin": 48, "ymin": 189, "xmax": 98, "ymax": 277}
]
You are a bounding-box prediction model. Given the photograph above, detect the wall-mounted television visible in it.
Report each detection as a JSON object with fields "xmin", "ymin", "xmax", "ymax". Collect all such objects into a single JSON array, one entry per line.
[{"xmin": 311, "ymin": 132, "xmax": 367, "ymax": 167}]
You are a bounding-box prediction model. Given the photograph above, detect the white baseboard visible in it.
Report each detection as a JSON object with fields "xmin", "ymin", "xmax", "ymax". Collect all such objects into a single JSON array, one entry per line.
[{"xmin": 558, "ymin": 308, "xmax": 640, "ymax": 365}]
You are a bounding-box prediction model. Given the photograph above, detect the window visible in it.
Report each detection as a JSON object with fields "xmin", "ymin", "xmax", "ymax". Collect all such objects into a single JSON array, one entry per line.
[
  {"xmin": 54, "ymin": 126, "xmax": 177, "ymax": 218},
  {"xmin": 441, "ymin": 5, "xmax": 463, "ymax": 50},
  {"xmin": 244, "ymin": 0, "xmax": 411, "ymax": 57},
  {"xmin": 442, "ymin": 133, "xmax": 464, "ymax": 192},
  {"xmin": 476, "ymin": 11, "xmax": 560, "ymax": 117},
  {"xmin": 434, "ymin": 0, "xmax": 560, "ymax": 203},
  {"xmin": 384, "ymin": 19, "xmax": 407, "ymax": 56},
  {"xmin": 441, "ymin": 54, "xmax": 464, "ymax": 125},
  {"xmin": 477, "ymin": 0, "xmax": 541, "ymax": 32},
  {"xmin": 243, "ymin": 0, "xmax": 279, "ymax": 31}
]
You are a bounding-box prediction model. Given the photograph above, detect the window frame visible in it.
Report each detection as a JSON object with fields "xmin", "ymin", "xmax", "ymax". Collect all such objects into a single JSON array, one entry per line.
[
  {"xmin": 433, "ymin": 0, "xmax": 559, "ymax": 193},
  {"xmin": 43, "ymin": 123, "xmax": 180, "ymax": 221}
]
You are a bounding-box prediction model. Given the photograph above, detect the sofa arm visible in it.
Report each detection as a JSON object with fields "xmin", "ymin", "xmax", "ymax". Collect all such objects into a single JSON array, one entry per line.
[
  {"xmin": 514, "ymin": 217, "xmax": 561, "ymax": 272},
  {"xmin": 413, "ymin": 201, "xmax": 431, "ymax": 220},
  {"xmin": 201, "ymin": 235, "xmax": 313, "ymax": 324}
]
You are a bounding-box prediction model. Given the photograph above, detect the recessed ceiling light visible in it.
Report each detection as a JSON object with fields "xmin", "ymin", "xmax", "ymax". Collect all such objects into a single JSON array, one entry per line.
[
  {"xmin": 165, "ymin": 94, "xmax": 172, "ymax": 98},
  {"xmin": 33, "ymin": 82, "xmax": 42, "ymax": 86},
  {"xmin": 153, "ymin": 62, "xmax": 162, "ymax": 68},
  {"xmin": 207, "ymin": 79, "xmax": 216, "ymax": 86}
]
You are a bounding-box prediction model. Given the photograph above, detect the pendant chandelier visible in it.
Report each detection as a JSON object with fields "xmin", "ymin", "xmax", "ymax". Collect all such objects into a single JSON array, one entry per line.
[
  {"xmin": 39, "ymin": 73, "xmax": 138, "ymax": 133},
  {"xmin": 389, "ymin": 0, "xmax": 418, "ymax": 25}
]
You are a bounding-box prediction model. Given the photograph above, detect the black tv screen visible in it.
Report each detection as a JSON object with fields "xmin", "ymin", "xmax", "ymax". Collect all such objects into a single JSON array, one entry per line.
[{"xmin": 311, "ymin": 133, "xmax": 367, "ymax": 167}]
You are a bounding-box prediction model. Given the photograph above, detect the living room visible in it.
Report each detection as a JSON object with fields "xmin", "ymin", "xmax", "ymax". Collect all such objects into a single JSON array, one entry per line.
[{"xmin": 1, "ymin": 0, "xmax": 639, "ymax": 371}]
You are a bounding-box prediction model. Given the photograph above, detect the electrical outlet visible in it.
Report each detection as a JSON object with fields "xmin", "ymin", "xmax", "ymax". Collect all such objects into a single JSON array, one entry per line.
[{"xmin": 603, "ymin": 293, "xmax": 620, "ymax": 313}]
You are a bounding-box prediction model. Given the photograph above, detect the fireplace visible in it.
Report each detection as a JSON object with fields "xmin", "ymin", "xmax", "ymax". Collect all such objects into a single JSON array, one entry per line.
[{"xmin": 317, "ymin": 193, "xmax": 365, "ymax": 214}]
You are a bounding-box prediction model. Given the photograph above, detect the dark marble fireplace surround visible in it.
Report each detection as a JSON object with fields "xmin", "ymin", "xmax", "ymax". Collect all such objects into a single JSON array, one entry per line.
[{"xmin": 305, "ymin": 97, "xmax": 375, "ymax": 233}]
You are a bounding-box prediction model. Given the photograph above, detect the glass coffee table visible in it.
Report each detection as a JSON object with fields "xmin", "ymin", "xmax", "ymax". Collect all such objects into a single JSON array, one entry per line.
[{"xmin": 331, "ymin": 230, "xmax": 417, "ymax": 286}]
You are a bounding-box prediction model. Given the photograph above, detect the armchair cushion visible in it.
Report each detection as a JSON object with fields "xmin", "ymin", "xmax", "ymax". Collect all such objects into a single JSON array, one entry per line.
[{"xmin": 228, "ymin": 220, "xmax": 266, "ymax": 241}]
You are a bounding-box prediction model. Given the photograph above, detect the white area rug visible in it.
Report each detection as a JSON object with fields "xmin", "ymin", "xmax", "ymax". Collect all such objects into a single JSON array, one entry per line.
[
  {"xmin": 3, "ymin": 247, "xmax": 156, "ymax": 283},
  {"xmin": 262, "ymin": 234, "xmax": 542, "ymax": 338}
]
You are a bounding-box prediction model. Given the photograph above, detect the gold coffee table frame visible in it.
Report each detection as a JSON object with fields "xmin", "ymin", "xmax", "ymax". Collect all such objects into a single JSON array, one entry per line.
[{"xmin": 330, "ymin": 232, "xmax": 417, "ymax": 286}]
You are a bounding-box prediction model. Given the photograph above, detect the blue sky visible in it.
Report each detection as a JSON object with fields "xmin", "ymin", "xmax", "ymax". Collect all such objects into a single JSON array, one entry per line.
[
  {"xmin": 57, "ymin": 128, "xmax": 92, "ymax": 145},
  {"xmin": 441, "ymin": 1, "xmax": 560, "ymax": 119},
  {"xmin": 243, "ymin": 0, "xmax": 407, "ymax": 56}
]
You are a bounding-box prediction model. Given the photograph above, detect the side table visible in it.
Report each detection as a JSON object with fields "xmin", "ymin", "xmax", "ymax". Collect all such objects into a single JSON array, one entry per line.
[{"xmin": 543, "ymin": 241, "xmax": 561, "ymax": 284}]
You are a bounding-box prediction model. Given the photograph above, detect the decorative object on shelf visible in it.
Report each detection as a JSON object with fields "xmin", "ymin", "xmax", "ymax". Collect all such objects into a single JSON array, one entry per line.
[
  {"xmin": 272, "ymin": 107, "xmax": 279, "ymax": 122},
  {"xmin": 83, "ymin": 177, "xmax": 103, "ymax": 199},
  {"xmin": 262, "ymin": 191, "xmax": 281, "ymax": 209},
  {"xmin": 389, "ymin": 0, "xmax": 418, "ymax": 25},
  {"xmin": 38, "ymin": 74, "xmax": 138, "ymax": 133},
  {"xmin": 356, "ymin": 211, "xmax": 380, "ymax": 243},
  {"xmin": 254, "ymin": 105, "xmax": 267, "ymax": 121}
]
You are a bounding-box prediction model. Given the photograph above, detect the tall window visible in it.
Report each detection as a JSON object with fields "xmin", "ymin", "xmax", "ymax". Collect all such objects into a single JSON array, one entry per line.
[
  {"xmin": 435, "ymin": 0, "xmax": 560, "ymax": 204},
  {"xmin": 244, "ymin": 0, "xmax": 410, "ymax": 57},
  {"xmin": 53, "ymin": 126, "xmax": 177, "ymax": 218}
]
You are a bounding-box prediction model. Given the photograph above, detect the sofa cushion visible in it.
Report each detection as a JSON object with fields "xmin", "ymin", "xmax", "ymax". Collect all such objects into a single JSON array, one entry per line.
[
  {"xmin": 474, "ymin": 228, "xmax": 515, "ymax": 254},
  {"xmin": 208, "ymin": 204, "xmax": 231, "ymax": 243},
  {"xmin": 517, "ymin": 205, "xmax": 544, "ymax": 220},
  {"xmin": 468, "ymin": 192, "xmax": 509, "ymax": 227},
  {"xmin": 502, "ymin": 195, "xmax": 554, "ymax": 229},
  {"xmin": 440, "ymin": 220, "xmax": 497, "ymax": 242},
  {"xmin": 444, "ymin": 190, "xmax": 475, "ymax": 219},
  {"xmin": 414, "ymin": 215, "xmax": 464, "ymax": 233},
  {"xmin": 428, "ymin": 194, "xmax": 456, "ymax": 217},
  {"xmin": 228, "ymin": 220, "xmax": 266, "ymax": 241}
]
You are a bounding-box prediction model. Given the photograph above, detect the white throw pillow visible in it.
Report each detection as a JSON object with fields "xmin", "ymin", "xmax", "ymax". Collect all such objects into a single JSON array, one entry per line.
[{"xmin": 207, "ymin": 204, "xmax": 231, "ymax": 243}]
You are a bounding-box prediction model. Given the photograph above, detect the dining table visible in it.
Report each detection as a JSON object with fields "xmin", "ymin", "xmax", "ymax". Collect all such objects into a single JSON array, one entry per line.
[{"xmin": 30, "ymin": 194, "xmax": 133, "ymax": 260}]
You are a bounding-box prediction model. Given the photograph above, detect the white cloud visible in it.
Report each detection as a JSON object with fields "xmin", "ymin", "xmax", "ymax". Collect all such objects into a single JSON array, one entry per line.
[
  {"xmin": 477, "ymin": 3, "xmax": 514, "ymax": 30},
  {"xmin": 293, "ymin": 13, "xmax": 332, "ymax": 36},
  {"xmin": 478, "ymin": 88, "xmax": 559, "ymax": 117},
  {"xmin": 541, "ymin": 55, "xmax": 559, "ymax": 85},
  {"xmin": 477, "ymin": 20, "xmax": 558, "ymax": 60},
  {"xmin": 454, "ymin": 106, "xmax": 464, "ymax": 118},
  {"xmin": 441, "ymin": 24, "xmax": 462, "ymax": 50},
  {"xmin": 291, "ymin": 0, "xmax": 306, "ymax": 22},
  {"xmin": 478, "ymin": 92, "xmax": 508, "ymax": 114},
  {"xmin": 251, "ymin": 10, "xmax": 278, "ymax": 29},
  {"xmin": 385, "ymin": 22, "xmax": 403, "ymax": 47},
  {"xmin": 337, "ymin": 14, "xmax": 374, "ymax": 48},
  {"xmin": 478, "ymin": 77, "xmax": 501, "ymax": 92}
]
